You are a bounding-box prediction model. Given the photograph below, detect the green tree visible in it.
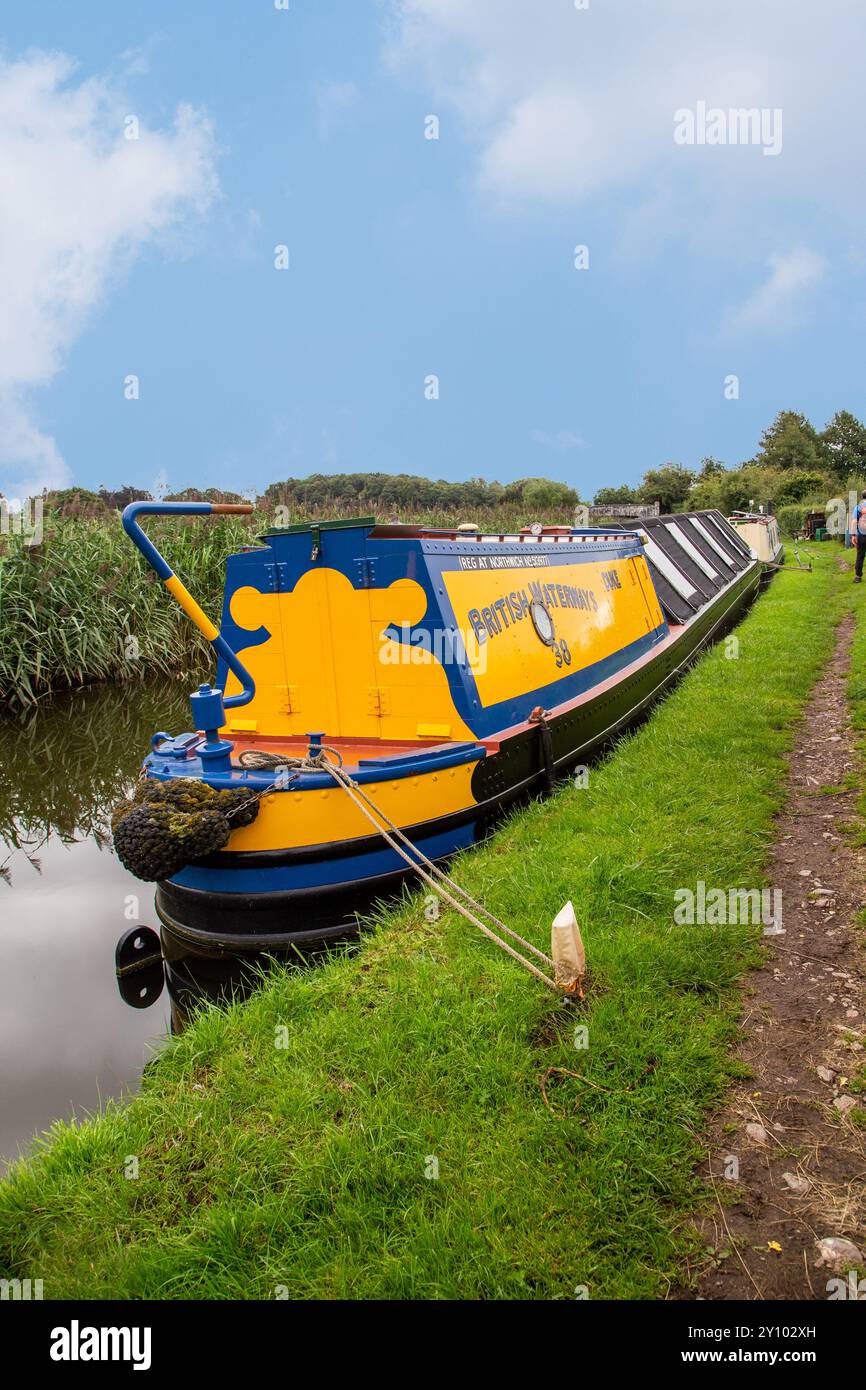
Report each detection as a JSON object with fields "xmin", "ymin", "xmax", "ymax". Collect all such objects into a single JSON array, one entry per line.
[
  {"xmin": 636, "ymin": 464, "xmax": 695, "ymax": 513},
  {"xmin": 267, "ymin": 472, "xmax": 486, "ymax": 512},
  {"xmin": 710, "ymin": 465, "xmax": 776, "ymax": 513},
  {"xmin": 593, "ymin": 484, "xmax": 637, "ymax": 505},
  {"xmin": 774, "ymin": 471, "xmax": 831, "ymax": 503},
  {"xmin": 98, "ymin": 485, "xmax": 151, "ymax": 510},
  {"xmin": 754, "ymin": 410, "xmax": 826, "ymax": 472},
  {"xmin": 519, "ymin": 477, "xmax": 579, "ymax": 510},
  {"xmin": 819, "ymin": 410, "xmax": 866, "ymax": 480},
  {"xmin": 43, "ymin": 487, "xmax": 108, "ymax": 518}
]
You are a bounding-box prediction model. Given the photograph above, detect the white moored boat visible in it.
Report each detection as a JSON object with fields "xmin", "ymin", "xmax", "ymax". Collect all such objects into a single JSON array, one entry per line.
[{"xmin": 728, "ymin": 512, "xmax": 784, "ymax": 574}]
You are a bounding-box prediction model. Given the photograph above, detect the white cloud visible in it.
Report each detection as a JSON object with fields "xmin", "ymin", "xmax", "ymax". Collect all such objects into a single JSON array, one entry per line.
[
  {"xmin": 532, "ymin": 429, "xmax": 586, "ymax": 452},
  {"xmin": 386, "ymin": 1, "xmax": 866, "ymax": 254},
  {"xmin": 0, "ymin": 52, "xmax": 219, "ymax": 499},
  {"xmin": 727, "ymin": 247, "xmax": 828, "ymax": 333},
  {"xmin": 0, "ymin": 395, "xmax": 67, "ymax": 497},
  {"xmin": 119, "ymin": 47, "xmax": 153, "ymax": 79}
]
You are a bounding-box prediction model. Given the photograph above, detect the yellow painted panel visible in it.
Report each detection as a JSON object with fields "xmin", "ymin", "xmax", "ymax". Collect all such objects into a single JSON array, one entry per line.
[
  {"xmin": 630, "ymin": 555, "xmax": 664, "ymax": 630},
  {"xmin": 221, "ymin": 569, "xmax": 475, "ymax": 742},
  {"xmin": 226, "ymin": 759, "xmax": 478, "ymax": 851},
  {"xmin": 442, "ymin": 555, "xmax": 660, "ymax": 709}
]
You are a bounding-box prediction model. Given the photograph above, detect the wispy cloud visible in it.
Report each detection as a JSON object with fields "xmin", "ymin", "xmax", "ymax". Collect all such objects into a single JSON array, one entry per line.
[
  {"xmin": 728, "ymin": 247, "xmax": 828, "ymax": 333},
  {"xmin": 314, "ymin": 80, "xmax": 359, "ymax": 139},
  {"xmin": 531, "ymin": 429, "xmax": 586, "ymax": 452},
  {"xmin": 119, "ymin": 46, "xmax": 153, "ymax": 78},
  {"xmin": 0, "ymin": 52, "xmax": 219, "ymax": 499}
]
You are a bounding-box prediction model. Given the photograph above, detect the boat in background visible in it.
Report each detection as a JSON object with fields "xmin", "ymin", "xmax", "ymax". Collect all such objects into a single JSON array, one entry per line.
[
  {"xmin": 120, "ymin": 503, "xmax": 763, "ymax": 959},
  {"xmin": 728, "ymin": 511, "xmax": 784, "ymax": 574}
]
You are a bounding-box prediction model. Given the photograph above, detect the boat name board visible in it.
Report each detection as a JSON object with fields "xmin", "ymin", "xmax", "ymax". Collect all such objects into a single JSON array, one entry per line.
[
  {"xmin": 467, "ymin": 578, "xmax": 602, "ymax": 647},
  {"xmin": 443, "ymin": 556, "xmax": 664, "ymax": 710},
  {"xmin": 457, "ymin": 552, "xmax": 571, "ymax": 570}
]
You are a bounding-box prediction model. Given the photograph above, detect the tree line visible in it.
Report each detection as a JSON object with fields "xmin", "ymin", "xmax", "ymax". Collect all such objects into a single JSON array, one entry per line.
[
  {"xmin": 595, "ymin": 410, "xmax": 866, "ymax": 515},
  {"xmin": 19, "ymin": 408, "xmax": 866, "ymax": 522}
]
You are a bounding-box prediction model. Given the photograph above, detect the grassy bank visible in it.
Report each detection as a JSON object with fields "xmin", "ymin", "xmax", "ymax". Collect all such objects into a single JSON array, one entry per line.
[{"xmin": 0, "ymin": 550, "xmax": 850, "ymax": 1298}]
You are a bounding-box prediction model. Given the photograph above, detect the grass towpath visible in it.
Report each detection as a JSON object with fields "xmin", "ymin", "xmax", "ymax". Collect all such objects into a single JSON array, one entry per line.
[
  {"xmin": 0, "ymin": 549, "xmax": 850, "ymax": 1299},
  {"xmin": 690, "ymin": 550, "xmax": 865, "ymax": 1299}
]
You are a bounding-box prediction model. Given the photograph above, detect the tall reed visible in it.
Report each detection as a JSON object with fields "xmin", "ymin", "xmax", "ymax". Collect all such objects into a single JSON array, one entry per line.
[
  {"xmin": 0, "ymin": 502, "xmax": 576, "ymax": 709},
  {"xmin": 0, "ymin": 515, "xmax": 254, "ymax": 708}
]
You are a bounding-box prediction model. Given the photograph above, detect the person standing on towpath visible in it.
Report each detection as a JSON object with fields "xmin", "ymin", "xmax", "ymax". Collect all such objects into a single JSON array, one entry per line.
[{"xmin": 854, "ymin": 490, "xmax": 866, "ymax": 583}]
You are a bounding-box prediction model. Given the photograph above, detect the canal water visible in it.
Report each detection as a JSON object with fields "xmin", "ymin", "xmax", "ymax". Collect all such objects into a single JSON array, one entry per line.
[{"xmin": 0, "ymin": 679, "xmax": 190, "ymax": 1170}]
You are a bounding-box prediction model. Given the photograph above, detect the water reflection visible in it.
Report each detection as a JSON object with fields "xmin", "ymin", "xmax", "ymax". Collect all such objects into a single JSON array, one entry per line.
[
  {"xmin": 0, "ymin": 679, "xmax": 189, "ymax": 1168},
  {"xmin": 158, "ymin": 923, "xmax": 361, "ymax": 1033},
  {"xmin": 0, "ymin": 680, "xmax": 190, "ymax": 881},
  {"xmin": 0, "ymin": 678, "xmax": 377, "ymax": 1168}
]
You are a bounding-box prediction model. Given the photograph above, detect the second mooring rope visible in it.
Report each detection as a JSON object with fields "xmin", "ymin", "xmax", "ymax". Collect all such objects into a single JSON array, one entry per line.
[{"xmin": 238, "ymin": 747, "xmax": 558, "ymax": 989}]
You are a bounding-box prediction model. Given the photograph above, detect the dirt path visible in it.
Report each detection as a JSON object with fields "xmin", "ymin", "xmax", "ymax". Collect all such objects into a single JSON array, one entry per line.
[{"xmin": 690, "ymin": 611, "xmax": 866, "ymax": 1300}]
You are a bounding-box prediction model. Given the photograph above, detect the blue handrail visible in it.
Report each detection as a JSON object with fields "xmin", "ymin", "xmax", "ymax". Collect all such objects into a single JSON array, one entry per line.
[{"xmin": 122, "ymin": 501, "xmax": 256, "ymax": 709}]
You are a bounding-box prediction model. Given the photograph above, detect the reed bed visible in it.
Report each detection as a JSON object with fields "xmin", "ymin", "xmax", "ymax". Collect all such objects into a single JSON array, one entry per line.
[
  {"xmin": 0, "ymin": 513, "xmax": 264, "ymax": 708},
  {"xmin": 0, "ymin": 504, "xmax": 574, "ymax": 708}
]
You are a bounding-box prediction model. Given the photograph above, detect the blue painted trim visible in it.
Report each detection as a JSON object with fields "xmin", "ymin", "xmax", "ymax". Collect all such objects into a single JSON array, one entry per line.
[
  {"xmin": 419, "ymin": 537, "xmax": 643, "ymax": 560},
  {"xmin": 212, "ymin": 632, "xmax": 255, "ymax": 708},
  {"xmin": 144, "ymin": 739, "xmax": 486, "ymax": 790},
  {"xmin": 122, "ymin": 501, "xmax": 256, "ymax": 711},
  {"xmin": 170, "ymin": 820, "xmax": 477, "ymax": 893}
]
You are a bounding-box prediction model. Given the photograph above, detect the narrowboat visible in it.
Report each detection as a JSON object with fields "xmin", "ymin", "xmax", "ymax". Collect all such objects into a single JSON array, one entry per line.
[
  {"xmin": 728, "ymin": 511, "xmax": 784, "ymax": 572},
  {"xmin": 120, "ymin": 502, "xmax": 762, "ymax": 957}
]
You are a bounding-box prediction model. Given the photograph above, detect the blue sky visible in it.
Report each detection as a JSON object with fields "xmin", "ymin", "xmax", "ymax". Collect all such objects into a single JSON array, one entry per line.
[{"xmin": 1, "ymin": 0, "xmax": 865, "ymax": 502}]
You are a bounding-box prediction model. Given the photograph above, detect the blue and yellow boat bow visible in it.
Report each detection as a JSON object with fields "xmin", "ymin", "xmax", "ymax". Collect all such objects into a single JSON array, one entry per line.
[{"xmin": 120, "ymin": 504, "xmax": 761, "ymax": 950}]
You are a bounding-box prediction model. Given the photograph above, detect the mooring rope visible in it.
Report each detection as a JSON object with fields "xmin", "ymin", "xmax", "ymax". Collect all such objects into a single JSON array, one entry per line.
[{"xmin": 237, "ymin": 747, "xmax": 558, "ymax": 989}]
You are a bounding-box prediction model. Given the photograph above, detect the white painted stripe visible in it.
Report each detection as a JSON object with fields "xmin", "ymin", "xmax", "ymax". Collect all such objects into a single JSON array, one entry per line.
[
  {"xmin": 691, "ymin": 516, "xmax": 736, "ymax": 566},
  {"xmin": 709, "ymin": 510, "xmax": 752, "ymax": 556},
  {"xmin": 664, "ymin": 522, "xmax": 718, "ymax": 580},
  {"xmin": 639, "ymin": 534, "xmax": 699, "ymax": 600}
]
